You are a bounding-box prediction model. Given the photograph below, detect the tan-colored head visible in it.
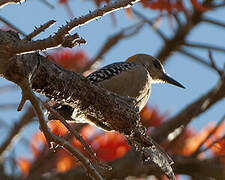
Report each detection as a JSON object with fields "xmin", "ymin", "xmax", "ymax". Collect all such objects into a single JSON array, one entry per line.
[{"xmin": 126, "ymin": 54, "xmax": 185, "ymax": 88}]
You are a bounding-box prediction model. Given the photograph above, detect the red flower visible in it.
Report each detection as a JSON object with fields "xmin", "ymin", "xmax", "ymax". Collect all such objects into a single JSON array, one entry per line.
[
  {"xmin": 140, "ymin": 105, "xmax": 167, "ymax": 128},
  {"xmin": 50, "ymin": 49, "xmax": 89, "ymax": 72}
]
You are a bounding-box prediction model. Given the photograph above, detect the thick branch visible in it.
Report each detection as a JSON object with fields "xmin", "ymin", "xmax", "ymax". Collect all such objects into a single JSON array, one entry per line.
[
  {"xmin": 5, "ymin": 0, "xmax": 140, "ymax": 54},
  {"xmin": 16, "ymin": 78, "xmax": 104, "ymax": 180},
  {"xmin": 2, "ymin": 52, "xmax": 139, "ymax": 135},
  {"xmin": 24, "ymin": 151, "xmax": 225, "ymax": 180}
]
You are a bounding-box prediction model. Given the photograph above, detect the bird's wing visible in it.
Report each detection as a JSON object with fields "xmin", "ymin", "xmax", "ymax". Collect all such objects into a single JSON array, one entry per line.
[
  {"xmin": 86, "ymin": 62, "xmax": 136, "ymax": 83},
  {"xmin": 88, "ymin": 62, "xmax": 151, "ymax": 111}
]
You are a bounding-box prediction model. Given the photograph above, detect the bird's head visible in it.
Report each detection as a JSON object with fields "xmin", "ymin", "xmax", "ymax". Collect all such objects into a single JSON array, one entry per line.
[{"xmin": 126, "ymin": 54, "xmax": 185, "ymax": 88}]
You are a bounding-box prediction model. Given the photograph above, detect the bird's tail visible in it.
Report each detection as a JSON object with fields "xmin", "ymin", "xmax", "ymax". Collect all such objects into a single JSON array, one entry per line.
[{"xmin": 128, "ymin": 130, "xmax": 175, "ymax": 180}]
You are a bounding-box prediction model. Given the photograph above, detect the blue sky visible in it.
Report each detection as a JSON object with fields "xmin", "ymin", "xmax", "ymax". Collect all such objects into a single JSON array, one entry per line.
[{"xmin": 0, "ymin": 0, "xmax": 225, "ymax": 176}]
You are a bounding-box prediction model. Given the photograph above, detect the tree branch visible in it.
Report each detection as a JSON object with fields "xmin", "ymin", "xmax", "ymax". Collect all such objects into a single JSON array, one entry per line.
[
  {"xmin": 183, "ymin": 41, "xmax": 225, "ymax": 53},
  {"xmin": 0, "ymin": 0, "xmax": 24, "ymax": 8},
  {"xmin": 202, "ymin": 17, "xmax": 225, "ymax": 28},
  {"xmin": 0, "ymin": 29, "xmax": 175, "ymax": 179},
  {"xmin": 4, "ymin": 0, "xmax": 140, "ymax": 54},
  {"xmin": 43, "ymin": 102, "xmax": 110, "ymax": 170},
  {"xmin": 156, "ymin": 0, "xmax": 215, "ymax": 62},
  {"xmin": 23, "ymin": 151, "xmax": 225, "ymax": 180},
  {"xmin": 82, "ymin": 22, "xmax": 144, "ymax": 73},
  {"xmin": 151, "ymin": 76, "xmax": 225, "ymax": 144},
  {"xmin": 16, "ymin": 78, "xmax": 104, "ymax": 180},
  {"xmin": 0, "ymin": 15, "xmax": 26, "ymax": 37},
  {"xmin": 192, "ymin": 114, "xmax": 225, "ymax": 156},
  {"xmin": 0, "ymin": 107, "xmax": 35, "ymax": 157},
  {"xmin": 132, "ymin": 9, "xmax": 168, "ymax": 41},
  {"xmin": 23, "ymin": 20, "xmax": 56, "ymax": 41}
]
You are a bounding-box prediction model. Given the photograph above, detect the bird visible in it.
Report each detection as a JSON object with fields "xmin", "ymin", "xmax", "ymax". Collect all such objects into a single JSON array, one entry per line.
[
  {"xmin": 48, "ymin": 54, "xmax": 185, "ymax": 180},
  {"xmin": 49, "ymin": 53, "xmax": 184, "ymax": 122}
]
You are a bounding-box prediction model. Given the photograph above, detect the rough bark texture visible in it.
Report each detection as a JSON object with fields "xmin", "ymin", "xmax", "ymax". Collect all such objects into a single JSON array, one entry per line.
[{"xmin": 3, "ymin": 52, "xmax": 140, "ymax": 135}]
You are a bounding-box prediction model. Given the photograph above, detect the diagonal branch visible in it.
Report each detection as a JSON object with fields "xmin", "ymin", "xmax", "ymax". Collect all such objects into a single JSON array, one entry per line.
[
  {"xmin": 81, "ymin": 22, "xmax": 144, "ymax": 73},
  {"xmin": 178, "ymin": 48, "xmax": 212, "ymax": 68},
  {"xmin": 183, "ymin": 41, "xmax": 225, "ymax": 53},
  {"xmin": 22, "ymin": 151, "xmax": 225, "ymax": 180},
  {"xmin": 23, "ymin": 20, "xmax": 56, "ymax": 41},
  {"xmin": 17, "ymin": 79, "xmax": 104, "ymax": 180},
  {"xmin": 0, "ymin": 107, "xmax": 35, "ymax": 157},
  {"xmin": 199, "ymin": 134, "xmax": 225, "ymax": 155},
  {"xmin": 202, "ymin": 17, "xmax": 225, "ymax": 28},
  {"xmin": 156, "ymin": 0, "xmax": 215, "ymax": 62},
  {"xmin": 0, "ymin": 15, "xmax": 26, "ymax": 37},
  {"xmin": 192, "ymin": 114, "xmax": 225, "ymax": 156},
  {"xmin": 2, "ymin": 51, "xmax": 139, "ymax": 138},
  {"xmin": 178, "ymin": 48, "xmax": 225, "ymax": 76},
  {"xmin": 6, "ymin": 0, "xmax": 140, "ymax": 54},
  {"xmin": 55, "ymin": 0, "xmax": 140, "ymax": 38},
  {"xmin": 151, "ymin": 76, "xmax": 225, "ymax": 144},
  {"xmin": 0, "ymin": 0, "xmax": 24, "ymax": 8},
  {"xmin": 0, "ymin": 39, "xmax": 175, "ymax": 178},
  {"xmin": 43, "ymin": 102, "xmax": 110, "ymax": 170},
  {"xmin": 132, "ymin": 9, "xmax": 168, "ymax": 41}
]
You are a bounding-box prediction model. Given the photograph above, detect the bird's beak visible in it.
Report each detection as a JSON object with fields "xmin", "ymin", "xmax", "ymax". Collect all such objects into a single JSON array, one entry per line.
[{"xmin": 162, "ymin": 74, "xmax": 185, "ymax": 88}]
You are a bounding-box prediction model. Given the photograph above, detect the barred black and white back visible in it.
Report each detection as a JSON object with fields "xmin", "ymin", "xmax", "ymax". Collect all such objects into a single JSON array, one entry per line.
[{"xmin": 87, "ymin": 62, "xmax": 136, "ymax": 83}]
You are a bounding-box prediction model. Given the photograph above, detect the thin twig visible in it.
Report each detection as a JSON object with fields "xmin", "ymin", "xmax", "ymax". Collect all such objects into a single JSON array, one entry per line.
[
  {"xmin": 56, "ymin": 0, "xmax": 140, "ymax": 38},
  {"xmin": 183, "ymin": 41, "xmax": 225, "ymax": 53},
  {"xmin": 172, "ymin": 13, "xmax": 182, "ymax": 29},
  {"xmin": 81, "ymin": 22, "xmax": 144, "ymax": 73},
  {"xmin": 199, "ymin": 134, "xmax": 225, "ymax": 155},
  {"xmin": 0, "ymin": 107, "xmax": 35, "ymax": 157},
  {"xmin": 43, "ymin": 102, "xmax": 111, "ymax": 170},
  {"xmin": 132, "ymin": 9, "xmax": 168, "ymax": 41},
  {"xmin": 0, "ymin": 15, "xmax": 26, "ymax": 37},
  {"xmin": 8, "ymin": 0, "xmax": 140, "ymax": 54},
  {"xmin": 211, "ymin": 2, "xmax": 225, "ymax": 8},
  {"xmin": 38, "ymin": 0, "xmax": 55, "ymax": 9},
  {"xmin": 178, "ymin": 48, "xmax": 212, "ymax": 69},
  {"xmin": 178, "ymin": 48, "xmax": 225, "ymax": 76},
  {"xmin": 0, "ymin": 84, "xmax": 17, "ymax": 93},
  {"xmin": 208, "ymin": 50, "xmax": 224, "ymax": 77},
  {"xmin": 0, "ymin": 0, "xmax": 24, "ymax": 8},
  {"xmin": 0, "ymin": 103, "xmax": 18, "ymax": 110},
  {"xmin": 203, "ymin": 17, "xmax": 225, "ymax": 28},
  {"xmin": 23, "ymin": 20, "xmax": 56, "ymax": 41},
  {"xmin": 192, "ymin": 114, "xmax": 225, "ymax": 156},
  {"xmin": 152, "ymin": 76, "xmax": 225, "ymax": 144},
  {"xmin": 17, "ymin": 79, "xmax": 104, "ymax": 180}
]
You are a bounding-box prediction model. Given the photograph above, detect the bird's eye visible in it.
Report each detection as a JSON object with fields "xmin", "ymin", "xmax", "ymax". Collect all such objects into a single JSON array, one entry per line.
[{"xmin": 153, "ymin": 61, "xmax": 161, "ymax": 69}]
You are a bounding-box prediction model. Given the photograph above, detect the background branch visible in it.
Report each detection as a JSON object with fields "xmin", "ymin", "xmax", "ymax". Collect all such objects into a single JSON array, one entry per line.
[
  {"xmin": 0, "ymin": 107, "xmax": 35, "ymax": 158},
  {"xmin": 21, "ymin": 151, "xmax": 225, "ymax": 180},
  {"xmin": 152, "ymin": 76, "xmax": 225, "ymax": 143}
]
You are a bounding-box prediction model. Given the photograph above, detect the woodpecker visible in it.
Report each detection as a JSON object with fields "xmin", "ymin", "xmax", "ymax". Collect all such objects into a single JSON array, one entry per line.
[
  {"xmin": 49, "ymin": 54, "xmax": 184, "ymax": 180},
  {"xmin": 49, "ymin": 54, "xmax": 184, "ymax": 121},
  {"xmin": 87, "ymin": 54, "xmax": 184, "ymax": 112}
]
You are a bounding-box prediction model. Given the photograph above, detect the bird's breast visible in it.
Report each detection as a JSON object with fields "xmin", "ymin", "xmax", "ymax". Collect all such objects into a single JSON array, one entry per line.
[{"xmin": 98, "ymin": 65, "xmax": 152, "ymax": 112}]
